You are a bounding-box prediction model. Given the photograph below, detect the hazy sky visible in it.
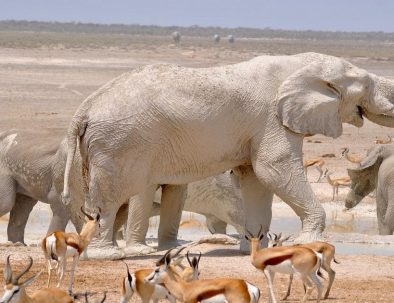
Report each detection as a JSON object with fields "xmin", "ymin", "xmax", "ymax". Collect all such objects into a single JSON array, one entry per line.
[{"xmin": 1, "ymin": 0, "xmax": 393, "ymax": 32}]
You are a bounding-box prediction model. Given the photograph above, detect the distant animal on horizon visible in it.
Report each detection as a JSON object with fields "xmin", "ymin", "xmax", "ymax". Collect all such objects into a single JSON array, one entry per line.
[
  {"xmin": 227, "ymin": 34, "xmax": 235, "ymax": 43},
  {"xmin": 172, "ymin": 31, "xmax": 181, "ymax": 44},
  {"xmin": 213, "ymin": 34, "xmax": 220, "ymax": 43}
]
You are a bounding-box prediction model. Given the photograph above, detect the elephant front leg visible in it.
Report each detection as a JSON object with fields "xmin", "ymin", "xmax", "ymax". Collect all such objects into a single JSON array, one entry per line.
[
  {"xmin": 7, "ymin": 194, "xmax": 37, "ymax": 244},
  {"xmin": 234, "ymin": 166, "xmax": 273, "ymax": 253},
  {"xmin": 253, "ymin": 139, "xmax": 326, "ymax": 243},
  {"xmin": 124, "ymin": 185, "xmax": 157, "ymax": 255},
  {"xmin": 158, "ymin": 184, "xmax": 187, "ymax": 250}
]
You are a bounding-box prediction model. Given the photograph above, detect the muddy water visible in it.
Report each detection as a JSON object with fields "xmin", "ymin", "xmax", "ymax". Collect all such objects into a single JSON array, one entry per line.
[{"xmin": 0, "ymin": 202, "xmax": 392, "ymax": 256}]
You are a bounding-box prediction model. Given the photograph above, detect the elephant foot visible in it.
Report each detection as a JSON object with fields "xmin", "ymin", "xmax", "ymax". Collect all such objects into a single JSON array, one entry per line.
[
  {"xmin": 293, "ymin": 230, "xmax": 324, "ymax": 244},
  {"xmin": 158, "ymin": 240, "xmax": 181, "ymax": 251},
  {"xmin": 5, "ymin": 241, "xmax": 26, "ymax": 247},
  {"xmin": 81, "ymin": 245, "xmax": 125, "ymax": 260},
  {"xmin": 123, "ymin": 243, "xmax": 156, "ymax": 256}
]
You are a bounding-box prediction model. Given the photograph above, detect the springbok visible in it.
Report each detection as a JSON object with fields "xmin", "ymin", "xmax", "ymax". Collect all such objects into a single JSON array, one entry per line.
[
  {"xmin": 340, "ymin": 148, "xmax": 362, "ymax": 164},
  {"xmin": 323, "ymin": 169, "xmax": 351, "ymax": 201},
  {"xmin": 120, "ymin": 247, "xmax": 200, "ymax": 303},
  {"xmin": 303, "ymin": 158, "xmax": 325, "ymax": 182},
  {"xmin": 145, "ymin": 251, "xmax": 260, "ymax": 303},
  {"xmin": 0, "ymin": 255, "xmax": 73, "ymax": 303},
  {"xmin": 244, "ymin": 226, "xmax": 323, "ymax": 303},
  {"xmin": 41, "ymin": 207, "xmax": 100, "ymax": 293},
  {"xmin": 267, "ymin": 233, "xmax": 339, "ymax": 299}
]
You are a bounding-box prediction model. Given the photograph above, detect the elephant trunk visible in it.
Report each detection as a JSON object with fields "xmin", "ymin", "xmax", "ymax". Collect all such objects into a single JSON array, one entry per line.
[
  {"xmin": 345, "ymin": 189, "xmax": 364, "ymax": 209},
  {"xmin": 364, "ymin": 111, "xmax": 394, "ymax": 128}
]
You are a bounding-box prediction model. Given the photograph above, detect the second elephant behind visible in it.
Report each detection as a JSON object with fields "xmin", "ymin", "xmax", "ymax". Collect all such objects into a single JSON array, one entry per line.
[
  {"xmin": 346, "ymin": 145, "xmax": 394, "ymax": 235},
  {"xmin": 114, "ymin": 170, "xmax": 245, "ymax": 242}
]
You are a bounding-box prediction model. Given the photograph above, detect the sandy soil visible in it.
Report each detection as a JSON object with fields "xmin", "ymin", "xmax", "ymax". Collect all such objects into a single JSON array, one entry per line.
[
  {"xmin": 1, "ymin": 243, "xmax": 393, "ymax": 303},
  {"xmin": 0, "ymin": 34, "xmax": 393, "ymax": 302}
]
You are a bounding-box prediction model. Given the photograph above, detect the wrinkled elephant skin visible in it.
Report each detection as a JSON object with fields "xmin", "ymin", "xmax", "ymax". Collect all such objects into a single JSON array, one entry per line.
[{"xmin": 62, "ymin": 52, "xmax": 394, "ymax": 258}]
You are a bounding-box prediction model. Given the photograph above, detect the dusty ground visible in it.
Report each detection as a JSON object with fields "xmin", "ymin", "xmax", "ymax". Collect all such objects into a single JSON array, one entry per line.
[{"xmin": 0, "ymin": 32, "xmax": 393, "ymax": 302}]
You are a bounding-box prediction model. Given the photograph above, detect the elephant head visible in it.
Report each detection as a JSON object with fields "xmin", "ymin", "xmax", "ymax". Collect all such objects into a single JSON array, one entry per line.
[
  {"xmin": 345, "ymin": 146, "xmax": 386, "ymax": 209},
  {"xmin": 277, "ymin": 53, "xmax": 394, "ymax": 138}
]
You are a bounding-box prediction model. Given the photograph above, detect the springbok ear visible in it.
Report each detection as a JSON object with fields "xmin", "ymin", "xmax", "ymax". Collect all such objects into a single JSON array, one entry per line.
[
  {"xmin": 164, "ymin": 253, "xmax": 171, "ymax": 269},
  {"xmin": 277, "ymin": 59, "xmax": 346, "ymax": 138}
]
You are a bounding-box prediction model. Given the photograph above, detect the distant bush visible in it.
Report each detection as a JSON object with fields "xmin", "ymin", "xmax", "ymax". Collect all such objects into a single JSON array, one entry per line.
[{"xmin": 1, "ymin": 20, "xmax": 394, "ymax": 42}]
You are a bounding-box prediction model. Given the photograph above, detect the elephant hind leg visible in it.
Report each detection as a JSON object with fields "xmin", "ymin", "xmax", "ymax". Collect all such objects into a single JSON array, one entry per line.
[
  {"xmin": 158, "ymin": 184, "xmax": 187, "ymax": 249},
  {"xmin": 47, "ymin": 200, "xmax": 69, "ymax": 235},
  {"xmin": 7, "ymin": 194, "xmax": 37, "ymax": 244}
]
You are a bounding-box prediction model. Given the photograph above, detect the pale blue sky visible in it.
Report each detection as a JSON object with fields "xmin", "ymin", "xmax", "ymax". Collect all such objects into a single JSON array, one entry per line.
[{"xmin": 0, "ymin": 0, "xmax": 393, "ymax": 32}]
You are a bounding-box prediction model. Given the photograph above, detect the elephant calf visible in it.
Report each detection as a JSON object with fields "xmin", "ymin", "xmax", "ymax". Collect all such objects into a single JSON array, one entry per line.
[
  {"xmin": 346, "ymin": 145, "xmax": 394, "ymax": 235},
  {"xmin": 0, "ymin": 130, "xmax": 70, "ymax": 244}
]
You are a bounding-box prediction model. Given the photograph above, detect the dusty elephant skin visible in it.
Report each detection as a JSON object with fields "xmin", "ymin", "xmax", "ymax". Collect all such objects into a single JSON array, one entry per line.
[
  {"xmin": 113, "ymin": 170, "xmax": 244, "ymax": 247},
  {"xmin": 346, "ymin": 145, "xmax": 394, "ymax": 235},
  {"xmin": 0, "ymin": 130, "xmax": 71, "ymax": 244},
  {"xmin": 62, "ymin": 52, "xmax": 394, "ymax": 259}
]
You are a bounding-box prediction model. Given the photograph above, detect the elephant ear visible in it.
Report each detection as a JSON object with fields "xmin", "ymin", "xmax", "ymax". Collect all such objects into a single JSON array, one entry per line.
[
  {"xmin": 277, "ymin": 59, "xmax": 345, "ymax": 138},
  {"xmin": 348, "ymin": 146, "xmax": 383, "ymax": 182}
]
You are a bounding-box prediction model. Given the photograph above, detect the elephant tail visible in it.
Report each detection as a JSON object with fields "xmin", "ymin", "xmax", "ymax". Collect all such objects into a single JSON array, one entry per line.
[{"xmin": 62, "ymin": 117, "xmax": 87, "ymax": 205}]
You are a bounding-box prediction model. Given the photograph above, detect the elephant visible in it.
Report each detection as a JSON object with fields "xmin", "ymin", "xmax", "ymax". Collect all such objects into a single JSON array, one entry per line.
[
  {"xmin": 62, "ymin": 52, "xmax": 394, "ymax": 259},
  {"xmin": 346, "ymin": 145, "xmax": 394, "ymax": 235},
  {"xmin": 0, "ymin": 130, "xmax": 71, "ymax": 244},
  {"xmin": 172, "ymin": 31, "xmax": 181, "ymax": 44}
]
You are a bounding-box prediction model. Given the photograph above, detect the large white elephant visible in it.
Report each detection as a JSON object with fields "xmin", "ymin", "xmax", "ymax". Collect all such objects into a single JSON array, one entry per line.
[{"xmin": 62, "ymin": 52, "xmax": 394, "ymax": 259}]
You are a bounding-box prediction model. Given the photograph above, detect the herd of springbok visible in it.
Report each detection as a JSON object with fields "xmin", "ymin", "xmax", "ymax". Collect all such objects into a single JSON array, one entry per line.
[
  {"xmin": 1, "ymin": 136, "xmax": 390, "ymax": 302},
  {"xmin": 0, "ymin": 222, "xmax": 339, "ymax": 302},
  {"xmin": 304, "ymin": 136, "xmax": 392, "ymax": 200}
]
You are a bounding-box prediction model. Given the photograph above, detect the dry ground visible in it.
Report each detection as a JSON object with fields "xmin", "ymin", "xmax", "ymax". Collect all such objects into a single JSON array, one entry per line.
[
  {"xmin": 1, "ymin": 243, "xmax": 393, "ymax": 303},
  {"xmin": 0, "ymin": 32, "xmax": 393, "ymax": 302}
]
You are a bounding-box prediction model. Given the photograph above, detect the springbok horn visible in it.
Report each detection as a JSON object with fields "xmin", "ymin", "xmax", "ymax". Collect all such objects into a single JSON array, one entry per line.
[
  {"xmin": 4, "ymin": 255, "xmax": 12, "ymax": 284},
  {"xmin": 96, "ymin": 207, "xmax": 102, "ymax": 221},
  {"xmin": 13, "ymin": 257, "xmax": 33, "ymax": 283},
  {"xmin": 121, "ymin": 260, "xmax": 132, "ymax": 282},
  {"xmin": 273, "ymin": 233, "xmax": 278, "ymax": 240},
  {"xmin": 197, "ymin": 251, "xmax": 202, "ymax": 264},
  {"xmin": 245, "ymin": 228, "xmax": 254, "ymax": 238},
  {"xmin": 186, "ymin": 251, "xmax": 192, "ymax": 267},
  {"xmin": 156, "ymin": 248, "xmax": 175, "ymax": 266},
  {"xmin": 174, "ymin": 246, "xmax": 187, "ymax": 257},
  {"xmin": 100, "ymin": 292, "xmax": 107, "ymax": 303},
  {"xmin": 80, "ymin": 206, "xmax": 94, "ymax": 221}
]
